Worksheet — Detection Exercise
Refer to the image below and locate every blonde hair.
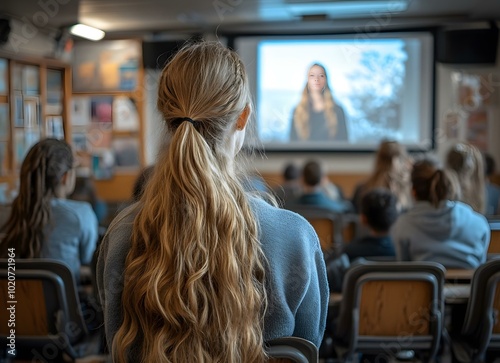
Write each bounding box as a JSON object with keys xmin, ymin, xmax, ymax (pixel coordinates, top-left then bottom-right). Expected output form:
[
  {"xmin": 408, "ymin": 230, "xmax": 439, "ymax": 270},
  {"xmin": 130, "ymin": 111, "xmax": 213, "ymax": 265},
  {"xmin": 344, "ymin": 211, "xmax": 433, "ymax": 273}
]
[
  {"xmin": 362, "ymin": 140, "xmax": 412, "ymax": 211},
  {"xmin": 112, "ymin": 41, "xmax": 268, "ymax": 362},
  {"xmin": 293, "ymin": 63, "xmax": 338, "ymax": 140},
  {"xmin": 445, "ymin": 142, "xmax": 485, "ymax": 213}
]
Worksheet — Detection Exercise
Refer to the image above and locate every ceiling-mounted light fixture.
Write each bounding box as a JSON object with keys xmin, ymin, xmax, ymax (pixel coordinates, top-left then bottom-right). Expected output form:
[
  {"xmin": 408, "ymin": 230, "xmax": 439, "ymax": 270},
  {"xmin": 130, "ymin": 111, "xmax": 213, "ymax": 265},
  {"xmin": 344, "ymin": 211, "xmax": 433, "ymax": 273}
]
[
  {"xmin": 69, "ymin": 24, "xmax": 105, "ymax": 41},
  {"xmin": 287, "ymin": 0, "xmax": 409, "ymax": 17}
]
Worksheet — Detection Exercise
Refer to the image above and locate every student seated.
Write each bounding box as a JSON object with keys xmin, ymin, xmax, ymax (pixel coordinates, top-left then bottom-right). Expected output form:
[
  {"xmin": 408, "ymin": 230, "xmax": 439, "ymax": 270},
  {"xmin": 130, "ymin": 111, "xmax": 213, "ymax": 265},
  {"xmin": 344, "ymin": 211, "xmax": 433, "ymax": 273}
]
[
  {"xmin": 288, "ymin": 160, "xmax": 351, "ymax": 213},
  {"xmin": 97, "ymin": 41, "xmax": 328, "ymax": 362},
  {"xmin": 272, "ymin": 162, "xmax": 302, "ymax": 207},
  {"xmin": 391, "ymin": 157, "xmax": 490, "ymax": 269},
  {"xmin": 343, "ymin": 188, "xmax": 397, "ymax": 262},
  {"xmin": 0, "ymin": 138, "xmax": 98, "ymax": 281}
]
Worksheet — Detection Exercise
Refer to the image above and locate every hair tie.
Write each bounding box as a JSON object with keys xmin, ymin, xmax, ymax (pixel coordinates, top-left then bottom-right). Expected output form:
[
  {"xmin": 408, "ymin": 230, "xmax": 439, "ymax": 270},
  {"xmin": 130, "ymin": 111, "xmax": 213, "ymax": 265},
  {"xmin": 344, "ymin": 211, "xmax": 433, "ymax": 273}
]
[{"xmin": 172, "ymin": 117, "xmax": 200, "ymax": 129}]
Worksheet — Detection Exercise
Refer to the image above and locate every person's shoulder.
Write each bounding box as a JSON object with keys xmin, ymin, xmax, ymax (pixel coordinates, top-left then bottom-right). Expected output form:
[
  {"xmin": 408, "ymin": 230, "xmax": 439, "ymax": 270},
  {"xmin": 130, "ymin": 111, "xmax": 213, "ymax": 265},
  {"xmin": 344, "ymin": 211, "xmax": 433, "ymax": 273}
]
[
  {"xmin": 248, "ymin": 196, "xmax": 318, "ymax": 238},
  {"xmin": 451, "ymin": 200, "xmax": 489, "ymax": 224},
  {"xmin": 52, "ymin": 198, "xmax": 96, "ymax": 220}
]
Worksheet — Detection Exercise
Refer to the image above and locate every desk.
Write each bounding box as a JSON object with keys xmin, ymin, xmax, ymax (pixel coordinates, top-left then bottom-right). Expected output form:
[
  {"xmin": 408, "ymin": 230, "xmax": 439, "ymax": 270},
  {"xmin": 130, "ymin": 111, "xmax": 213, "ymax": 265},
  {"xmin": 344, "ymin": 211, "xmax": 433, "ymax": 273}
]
[
  {"xmin": 443, "ymin": 284, "xmax": 470, "ymax": 304},
  {"xmin": 330, "ymin": 284, "xmax": 471, "ymax": 307},
  {"xmin": 445, "ymin": 269, "xmax": 475, "ymax": 282}
]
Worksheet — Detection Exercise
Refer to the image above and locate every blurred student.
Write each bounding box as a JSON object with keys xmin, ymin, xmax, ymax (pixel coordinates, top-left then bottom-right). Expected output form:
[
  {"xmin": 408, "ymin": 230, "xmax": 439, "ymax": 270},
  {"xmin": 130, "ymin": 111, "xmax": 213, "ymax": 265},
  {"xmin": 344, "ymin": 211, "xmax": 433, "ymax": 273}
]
[
  {"xmin": 69, "ymin": 172, "xmax": 108, "ymax": 225},
  {"xmin": 484, "ymin": 153, "xmax": 500, "ymax": 215},
  {"xmin": 273, "ymin": 162, "xmax": 302, "ymax": 207},
  {"xmin": 343, "ymin": 188, "xmax": 397, "ymax": 262},
  {"xmin": 288, "ymin": 160, "xmax": 351, "ymax": 213},
  {"xmin": 445, "ymin": 141, "xmax": 486, "ymax": 214},
  {"xmin": 0, "ymin": 139, "xmax": 98, "ymax": 280},
  {"xmin": 97, "ymin": 41, "xmax": 328, "ymax": 362},
  {"xmin": 391, "ymin": 157, "xmax": 490, "ymax": 269},
  {"xmin": 290, "ymin": 63, "xmax": 348, "ymax": 142},
  {"xmin": 352, "ymin": 140, "xmax": 412, "ymax": 213}
]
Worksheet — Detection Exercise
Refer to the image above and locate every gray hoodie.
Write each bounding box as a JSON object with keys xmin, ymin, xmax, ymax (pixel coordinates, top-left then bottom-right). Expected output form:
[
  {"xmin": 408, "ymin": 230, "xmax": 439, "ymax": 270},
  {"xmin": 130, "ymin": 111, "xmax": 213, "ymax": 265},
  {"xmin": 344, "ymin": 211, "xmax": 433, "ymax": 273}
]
[{"xmin": 391, "ymin": 200, "xmax": 490, "ymax": 269}]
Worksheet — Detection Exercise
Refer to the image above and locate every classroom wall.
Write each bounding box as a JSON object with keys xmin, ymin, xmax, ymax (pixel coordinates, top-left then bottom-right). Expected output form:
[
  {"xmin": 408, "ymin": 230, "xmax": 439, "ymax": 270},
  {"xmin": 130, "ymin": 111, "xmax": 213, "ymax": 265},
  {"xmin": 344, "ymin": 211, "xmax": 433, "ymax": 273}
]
[{"xmin": 142, "ymin": 35, "xmax": 500, "ymax": 197}]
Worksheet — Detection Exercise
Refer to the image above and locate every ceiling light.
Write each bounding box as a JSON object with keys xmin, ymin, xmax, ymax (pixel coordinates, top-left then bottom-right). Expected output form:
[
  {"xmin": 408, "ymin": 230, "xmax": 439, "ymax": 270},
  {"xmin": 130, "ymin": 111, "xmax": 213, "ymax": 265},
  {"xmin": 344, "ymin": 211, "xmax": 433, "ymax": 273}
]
[
  {"xmin": 69, "ymin": 24, "xmax": 105, "ymax": 41},
  {"xmin": 287, "ymin": 1, "xmax": 409, "ymax": 17}
]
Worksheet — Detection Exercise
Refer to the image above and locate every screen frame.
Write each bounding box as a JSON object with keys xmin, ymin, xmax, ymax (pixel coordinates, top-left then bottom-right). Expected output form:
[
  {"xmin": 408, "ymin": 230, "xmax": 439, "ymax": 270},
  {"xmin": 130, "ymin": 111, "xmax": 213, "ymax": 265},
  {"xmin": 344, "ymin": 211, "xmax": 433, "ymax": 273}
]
[{"xmin": 228, "ymin": 28, "xmax": 438, "ymax": 154}]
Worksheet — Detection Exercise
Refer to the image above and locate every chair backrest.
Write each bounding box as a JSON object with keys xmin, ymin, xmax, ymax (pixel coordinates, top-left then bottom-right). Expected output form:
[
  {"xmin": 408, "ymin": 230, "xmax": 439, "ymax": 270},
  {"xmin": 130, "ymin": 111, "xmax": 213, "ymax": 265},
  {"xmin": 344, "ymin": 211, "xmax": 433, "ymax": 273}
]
[
  {"xmin": 488, "ymin": 220, "xmax": 500, "ymax": 255},
  {"xmin": 461, "ymin": 258, "xmax": 500, "ymax": 359},
  {"xmin": 0, "ymin": 258, "xmax": 89, "ymax": 360},
  {"xmin": 266, "ymin": 337, "xmax": 318, "ymax": 363},
  {"xmin": 289, "ymin": 206, "xmax": 343, "ymax": 254},
  {"xmin": 335, "ymin": 260, "xmax": 445, "ymax": 361}
]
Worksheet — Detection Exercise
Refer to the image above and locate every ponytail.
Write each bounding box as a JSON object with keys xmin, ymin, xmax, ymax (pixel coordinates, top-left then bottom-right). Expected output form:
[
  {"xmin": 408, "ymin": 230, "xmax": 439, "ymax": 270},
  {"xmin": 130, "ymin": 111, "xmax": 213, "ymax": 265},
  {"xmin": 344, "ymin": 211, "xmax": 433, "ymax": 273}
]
[
  {"xmin": 412, "ymin": 158, "xmax": 455, "ymax": 208},
  {"xmin": 114, "ymin": 42, "xmax": 267, "ymax": 363}
]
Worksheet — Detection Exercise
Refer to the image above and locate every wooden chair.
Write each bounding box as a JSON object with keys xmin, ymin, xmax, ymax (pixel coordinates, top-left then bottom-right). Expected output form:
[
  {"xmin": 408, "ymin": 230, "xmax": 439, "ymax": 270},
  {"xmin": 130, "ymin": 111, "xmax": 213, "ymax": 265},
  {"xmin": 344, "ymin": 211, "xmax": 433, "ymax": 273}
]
[
  {"xmin": 267, "ymin": 336, "xmax": 318, "ymax": 363},
  {"xmin": 289, "ymin": 206, "xmax": 343, "ymax": 254},
  {"xmin": 333, "ymin": 260, "xmax": 445, "ymax": 363},
  {"xmin": 0, "ymin": 259, "xmax": 102, "ymax": 362},
  {"xmin": 450, "ymin": 258, "xmax": 500, "ymax": 362}
]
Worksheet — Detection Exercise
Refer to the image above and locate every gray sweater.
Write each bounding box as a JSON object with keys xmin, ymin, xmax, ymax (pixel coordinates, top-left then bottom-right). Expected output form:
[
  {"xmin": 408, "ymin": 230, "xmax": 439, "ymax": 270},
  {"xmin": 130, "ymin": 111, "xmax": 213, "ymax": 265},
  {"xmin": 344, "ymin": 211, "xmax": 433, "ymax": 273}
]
[
  {"xmin": 96, "ymin": 195, "xmax": 328, "ymax": 353},
  {"xmin": 391, "ymin": 200, "xmax": 490, "ymax": 269}
]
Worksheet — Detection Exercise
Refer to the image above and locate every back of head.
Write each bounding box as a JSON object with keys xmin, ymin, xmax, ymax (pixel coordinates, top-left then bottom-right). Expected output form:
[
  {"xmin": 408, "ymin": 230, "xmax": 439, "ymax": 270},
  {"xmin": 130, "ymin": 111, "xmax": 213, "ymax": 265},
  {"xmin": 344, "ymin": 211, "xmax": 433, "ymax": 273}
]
[
  {"xmin": 445, "ymin": 142, "xmax": 485, "ymax": 213},
  {"xmin": 115, "ymin": 41, "xmax": 266, "ymax": 363},
  {"xmin": 373, "ymin": 140, "xmax": 408, "ymax": 173},
  {"xmin": 1, "ymin": 138, "xmax": 73, "ymax": 258},
  {"xmin": 360, "ymin": 188, "xmax": 398, "ymax": 233},
  {"xmin": 364, "ymin": 140, "xmax": 412, "ymax": 210},
  {"xmin": 283, "ymin": 162, "xmax": 300, "ymax": 182},
  {"xmin": 411, "ymin": 157, "xmax": 457, "ymax": 208},
  {"xmin": 302, "ymin": 160, "xmax": 323, "ymax": 187}
]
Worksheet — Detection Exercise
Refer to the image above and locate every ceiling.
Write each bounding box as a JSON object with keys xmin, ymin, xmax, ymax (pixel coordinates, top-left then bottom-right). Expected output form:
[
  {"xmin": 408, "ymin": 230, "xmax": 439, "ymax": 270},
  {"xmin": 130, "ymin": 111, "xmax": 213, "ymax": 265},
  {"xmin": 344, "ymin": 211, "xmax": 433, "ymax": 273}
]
[{"xmin": 1, "ymin": 0, "xmax": 500, "ymax": 39}]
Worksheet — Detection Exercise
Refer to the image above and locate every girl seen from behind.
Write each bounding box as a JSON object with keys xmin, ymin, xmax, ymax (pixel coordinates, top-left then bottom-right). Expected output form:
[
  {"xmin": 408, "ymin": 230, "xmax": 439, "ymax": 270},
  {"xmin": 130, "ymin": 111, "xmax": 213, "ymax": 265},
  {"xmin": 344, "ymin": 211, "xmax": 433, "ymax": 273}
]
[
  {"xmin": 391, "ymin": 157, "xmax": 490, "ymax": 269},
  {"xmin": 352, "ymin": 140, "xmax": 413, "ymax": 213},
  {"xmin": 0, "ymin": 138, "xmax": 98, "ymax": 280},
  {"xmin": 445, "ymin": 141, "xmax": 486, "ymax": 214},
  {"xmin": 96, "ymin": 41, "xmax": 328, "ymax": 362}
]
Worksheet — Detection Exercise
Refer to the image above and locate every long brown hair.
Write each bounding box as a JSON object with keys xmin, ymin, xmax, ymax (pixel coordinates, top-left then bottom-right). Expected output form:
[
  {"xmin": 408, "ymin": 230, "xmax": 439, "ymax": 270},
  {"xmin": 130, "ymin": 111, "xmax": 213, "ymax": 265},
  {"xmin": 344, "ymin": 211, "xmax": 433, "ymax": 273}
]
[
  {"xmin": 0, "ymin": 138, "xmax": 73, "ymax": 257},
  {"xmin": 362, "ymin": 140, "xmax": 412, "ymax": 211},
  {"xmin": 411, "ymin": 157, "xmax": 458, "ymax": 207},
  {"xmin": 293, "ymin": 63, "xmax": 338, "ymax": 140},
  {"xmin": 445, "ymin": 142, "xmax": 485, "ymax": 213},
  {"xmin": 112, "ymin": 42, "xmax": 268, "ymax": 362}
]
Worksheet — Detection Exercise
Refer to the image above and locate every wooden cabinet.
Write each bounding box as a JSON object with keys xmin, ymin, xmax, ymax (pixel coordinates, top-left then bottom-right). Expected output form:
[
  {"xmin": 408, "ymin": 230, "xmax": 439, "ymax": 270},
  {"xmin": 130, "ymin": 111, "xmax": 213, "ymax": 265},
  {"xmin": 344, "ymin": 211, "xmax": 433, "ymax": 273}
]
[{"xmin": 0, "ymin": 53, "xmax": 71, "ymax": 203}]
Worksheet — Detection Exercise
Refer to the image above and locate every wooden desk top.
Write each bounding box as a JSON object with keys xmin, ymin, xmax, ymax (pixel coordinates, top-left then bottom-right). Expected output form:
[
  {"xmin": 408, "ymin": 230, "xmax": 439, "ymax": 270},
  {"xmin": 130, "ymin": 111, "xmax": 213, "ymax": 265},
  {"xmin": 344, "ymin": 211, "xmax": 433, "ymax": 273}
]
[{"xmin": 445, "ymin": 268, "xmax": 475, "ymax": 281}]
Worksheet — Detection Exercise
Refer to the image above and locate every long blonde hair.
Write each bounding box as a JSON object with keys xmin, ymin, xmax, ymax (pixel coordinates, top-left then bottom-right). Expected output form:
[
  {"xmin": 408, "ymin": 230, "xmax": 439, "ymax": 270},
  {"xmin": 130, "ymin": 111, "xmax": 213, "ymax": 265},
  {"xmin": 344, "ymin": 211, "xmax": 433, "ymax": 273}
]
[
  {"xmin": 362, "ymin": 140, "xmax": 412, "ymax": 211},
  {"xmin": 293, "ymin": 63, "xmax": 338, "ymax": 140},
  {"xmin": 112, "ymin": 42, "xmax": 268, "ymax": 362},
  {"xmin": 445, "ymin": 142, "xmax": 485, "ymax": 213}
]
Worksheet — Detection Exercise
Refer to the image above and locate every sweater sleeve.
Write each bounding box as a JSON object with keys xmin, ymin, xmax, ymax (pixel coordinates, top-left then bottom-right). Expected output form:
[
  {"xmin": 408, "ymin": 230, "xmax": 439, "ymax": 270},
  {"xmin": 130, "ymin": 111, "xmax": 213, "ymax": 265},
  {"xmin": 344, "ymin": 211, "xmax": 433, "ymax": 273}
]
[{"xmin": 291, "ymin": 240, "xmax": 329, "ymax": 347}]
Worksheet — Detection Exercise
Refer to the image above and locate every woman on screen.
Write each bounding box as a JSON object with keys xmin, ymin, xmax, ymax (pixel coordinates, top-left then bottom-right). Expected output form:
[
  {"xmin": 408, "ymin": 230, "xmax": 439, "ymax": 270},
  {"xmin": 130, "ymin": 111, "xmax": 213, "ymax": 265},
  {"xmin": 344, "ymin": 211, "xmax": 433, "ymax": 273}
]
[{"xmin": 290, "ymin": 63, "xmax": 348, "ymax": 142}]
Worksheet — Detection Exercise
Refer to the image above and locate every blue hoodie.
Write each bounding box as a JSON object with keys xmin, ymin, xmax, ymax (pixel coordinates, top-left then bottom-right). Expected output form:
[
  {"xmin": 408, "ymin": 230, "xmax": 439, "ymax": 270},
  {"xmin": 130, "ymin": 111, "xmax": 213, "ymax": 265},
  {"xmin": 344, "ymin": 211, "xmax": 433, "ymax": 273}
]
[{"xmin": 390, "ymin": 200, "xmax": 490, "ymax": 269}]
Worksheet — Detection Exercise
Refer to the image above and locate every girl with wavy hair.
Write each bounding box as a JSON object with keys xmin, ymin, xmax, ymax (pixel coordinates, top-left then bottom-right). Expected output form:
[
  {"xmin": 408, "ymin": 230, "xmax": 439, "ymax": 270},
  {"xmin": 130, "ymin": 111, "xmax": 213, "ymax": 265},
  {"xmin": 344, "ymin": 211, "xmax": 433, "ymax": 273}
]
[
  {"xmin": 0, "ymin": 138, "xmax": 98, "ymax": 280},
  {"xmin": 97, "ymin": 41, "xmax": 328, "ymax": 362},
  {"xmin": 391, "ymin": 157, "xmax": 490, "ymax": 269},
  {"xmin": 352, "ymin": 140, "xmax": 413, "ymax": 212},
  {"xmin": 290, "ymin": 63, "xmax": 348, "ymax": 142},
  {"xmin": 445, "ymin": 141, "xmax": 486, "ymax": 214}
]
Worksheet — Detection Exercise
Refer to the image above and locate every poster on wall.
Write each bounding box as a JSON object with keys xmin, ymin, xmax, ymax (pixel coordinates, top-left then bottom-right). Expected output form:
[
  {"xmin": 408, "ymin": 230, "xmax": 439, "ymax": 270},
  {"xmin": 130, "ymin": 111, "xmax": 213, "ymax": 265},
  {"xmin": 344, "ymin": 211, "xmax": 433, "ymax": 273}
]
[
  {"xmin": 466, "ymin": 109, "xmax": 489, "ymax": 151},
  {"xmin": 71, "ymin": 97, "xmax": 91, "ymax": 126},
  {"xmin": 72, "ymin": 40, "xmax": 140, "ymax": 92},
  {"xmin": 113, "ymin": 96, "xmax": 139, "ymax": 131}
]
